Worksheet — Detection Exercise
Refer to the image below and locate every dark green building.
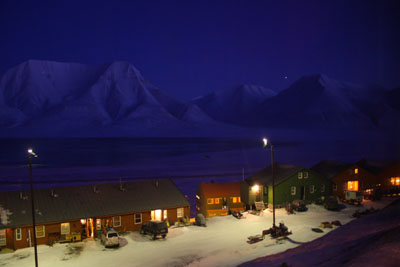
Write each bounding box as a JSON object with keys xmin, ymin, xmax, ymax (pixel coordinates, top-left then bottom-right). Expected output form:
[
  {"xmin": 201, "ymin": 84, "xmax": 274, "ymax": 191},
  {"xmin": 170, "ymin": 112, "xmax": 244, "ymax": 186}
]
[{"xmin": 241, "ymin": 163, "xmax": 330, "ymax": 207}]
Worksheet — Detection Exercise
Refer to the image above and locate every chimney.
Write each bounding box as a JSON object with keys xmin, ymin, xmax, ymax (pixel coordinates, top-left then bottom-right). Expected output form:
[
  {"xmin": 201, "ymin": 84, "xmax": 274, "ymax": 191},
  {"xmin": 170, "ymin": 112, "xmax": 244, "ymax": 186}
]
[
  {"xmin": 50, "ymin": 189, "xmax": 59, "ymax": 198},
  {"xmin": 93, "ymin": 185, "xmax": 99, "ymax": 193},
  {"xmin": 119, "ymin": 178, "xmax": 125, "ymax": 192}
]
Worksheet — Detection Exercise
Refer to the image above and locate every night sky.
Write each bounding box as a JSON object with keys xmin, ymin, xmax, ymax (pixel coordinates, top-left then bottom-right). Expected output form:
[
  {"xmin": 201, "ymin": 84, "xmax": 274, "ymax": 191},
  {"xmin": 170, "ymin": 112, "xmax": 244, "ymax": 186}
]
[{"xmin": 0, "ymin": 0, "xmax": 399, "ymax": 100}]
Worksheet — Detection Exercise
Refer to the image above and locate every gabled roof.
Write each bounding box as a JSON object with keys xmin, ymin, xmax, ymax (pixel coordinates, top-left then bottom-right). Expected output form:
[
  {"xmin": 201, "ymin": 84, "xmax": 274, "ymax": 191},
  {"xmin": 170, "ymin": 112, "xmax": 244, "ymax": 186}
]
[
  {"xmin": 356, "ymin": 158, "xmax": 393, "ymax": 175},
  {"xmin": 246, "ymin": 163, "xmax": 304, "ymax": 186},
  {"xmin": 199, "ymin": 181, "xmax": 241, "ymax": 198},
  {"xmin": 311, "ymin": 160, "xmax": 352, "ymax": 180},
  {"xmin": 0, "ymin": 179, "xmax": 189, "ymax": 229}
]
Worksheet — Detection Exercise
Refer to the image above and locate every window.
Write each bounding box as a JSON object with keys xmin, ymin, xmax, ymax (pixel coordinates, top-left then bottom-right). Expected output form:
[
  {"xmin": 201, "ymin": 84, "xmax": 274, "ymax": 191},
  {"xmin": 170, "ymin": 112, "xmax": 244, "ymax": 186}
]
[
  {"xmin": 347, "ymin": 181, "xmax": 359, "ymax": 191},
  {"xmin": 238, "ymin": 197, "xmax": 241, "ymax": 203},
  {"xmin": 333, "ymin": 183, "xmax": 337, "ymax": 191},
  {"xmin": 355, "ymin": 168, "xmax": 359, "ymax": 174},
  {"xmin": 0, "ymin": 229, "xmax": 5, "ymax": 246},
  {"xmin": 163, "ymin": 210, "xmax": 168, "ymax": 220},
  {"xmin": 214, "ymin": 198, "xmax": 220, "ymax": 204},
  {"xmin": 16, "ymin": 228, "xmax": 22, "ymax": 241},
  {"xmin": 391, "ymin": 177, "xmax": 400, "ymax": 186},
  {"xmin": 304, "ymin": 172, "xmax": 309, "ymax": 179},
  {"xmin": 151, "ymin": 209, "xmax": 162, "ymax": 221},
  {"xmin": 177, "ymin": 208, "xmax": 184, "ymax": 218},
  {"xmin": 61, "ymin": 222, "xmax": 70, "ymax": 235},
  {"xmin": 231, "ymin": 197, "xmax": 238, "ymax": 203},
  {"xmin": 207, "ymin": 198, "xmax": 214, "ymax": 205},
  {"xmin": 35, "ymin": 225, "xmax": 45, "ymax": 238},
  {"xmin": 321, "ymin": 184, "xmax": 325, "ymax": 193},
  {"xmin": 291, "ymin": 186, "xmax": 296, "ymax": 196},
  {"xmin": 298, "ymin": 172, "xmax": 303, "ymax": 179},
  {"xmin": 134, "ymin": 213, "xmax": 142, "ymax": 224},
  {"xmin": 96, "ymin": 219, "xmax": 101, "ymax": 230},
  {"xmin": 113, "ymin": 216, "xmax": 121, "ymax": 227},
  {"xmin": 310, "ymin": 185, "xmax": 315, "ymax": 194}
]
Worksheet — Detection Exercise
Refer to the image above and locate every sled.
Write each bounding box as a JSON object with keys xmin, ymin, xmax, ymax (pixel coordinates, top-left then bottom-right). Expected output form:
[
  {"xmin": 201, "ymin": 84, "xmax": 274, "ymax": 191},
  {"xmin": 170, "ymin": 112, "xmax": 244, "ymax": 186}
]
[{"xmin": 247, "ymin": 229, "xmax": 270, "ymax": 244}]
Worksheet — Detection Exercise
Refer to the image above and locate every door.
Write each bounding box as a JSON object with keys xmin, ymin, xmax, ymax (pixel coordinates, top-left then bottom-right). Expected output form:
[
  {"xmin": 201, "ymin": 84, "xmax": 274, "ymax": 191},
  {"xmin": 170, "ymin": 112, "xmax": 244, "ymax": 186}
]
[{"xmin": 301, "ymin": 186, "xmax": 306, "ymax": 200}]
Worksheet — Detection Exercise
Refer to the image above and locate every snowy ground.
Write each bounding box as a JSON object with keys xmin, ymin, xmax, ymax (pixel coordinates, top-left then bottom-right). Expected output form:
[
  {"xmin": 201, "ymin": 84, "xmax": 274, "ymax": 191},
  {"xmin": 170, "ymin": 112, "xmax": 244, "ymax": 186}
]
[{"xmin": 0, "ymin": 198, "xmax": 395, "ymax": 267}]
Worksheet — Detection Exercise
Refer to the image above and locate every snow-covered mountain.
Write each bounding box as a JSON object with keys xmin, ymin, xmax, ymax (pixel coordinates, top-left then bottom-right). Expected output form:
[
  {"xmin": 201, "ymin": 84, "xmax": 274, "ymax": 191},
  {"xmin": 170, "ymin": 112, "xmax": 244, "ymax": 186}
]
[
  {"xmin": 0, "ymin": 61, "xmax": 397, "ymax": 137},
  {"xmin": 250, "ymin": 74, "xmax": 398, "ymax": 129},
  {"xmin": 191, "ymin": 84, "xmax": 277, "ymax": 125},
  {"xmin": 0, "ymin": 60, "xmax": 229, "ymax": 137}
]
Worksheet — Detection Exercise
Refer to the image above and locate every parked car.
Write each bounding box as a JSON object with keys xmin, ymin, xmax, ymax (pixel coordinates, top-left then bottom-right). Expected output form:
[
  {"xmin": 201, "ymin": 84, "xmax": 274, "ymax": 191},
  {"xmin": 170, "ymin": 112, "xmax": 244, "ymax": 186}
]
[
  {"xmin": 324, "ymin": 196, "xmax": 339, "ymax": 210},
  {"xmin": 292, "ymin": 200, "xmax": 307, "ymax": 211},
  {"xmin": 140, "ymin": 220, "xmax": 168, "ymax": 240},
  {"xmin": 101, "ymin": 228, "xmax": 120, "ymax": 248}
]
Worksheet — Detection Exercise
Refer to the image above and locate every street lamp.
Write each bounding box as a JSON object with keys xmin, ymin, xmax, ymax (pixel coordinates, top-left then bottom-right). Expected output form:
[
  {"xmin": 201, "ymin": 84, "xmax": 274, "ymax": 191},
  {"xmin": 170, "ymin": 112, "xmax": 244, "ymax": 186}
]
[
  {"xmin": 28, "ymin": 149, "xmax": 38, "ymax": 267},
  {"xmin": 263, "ymin": 138, "xmax": 276, "ymax": 227}
]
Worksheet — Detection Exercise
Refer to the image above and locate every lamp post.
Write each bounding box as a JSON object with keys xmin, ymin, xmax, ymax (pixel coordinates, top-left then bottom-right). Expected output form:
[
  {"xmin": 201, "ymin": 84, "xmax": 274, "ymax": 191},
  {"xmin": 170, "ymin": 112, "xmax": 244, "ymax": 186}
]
[
  {"xmin": 263, "ymin": 138, "xmax": 276, "ymax": 228},
  {"xmin": 28, "ymin": 149, "xmax": 38, "ymax": 267}
]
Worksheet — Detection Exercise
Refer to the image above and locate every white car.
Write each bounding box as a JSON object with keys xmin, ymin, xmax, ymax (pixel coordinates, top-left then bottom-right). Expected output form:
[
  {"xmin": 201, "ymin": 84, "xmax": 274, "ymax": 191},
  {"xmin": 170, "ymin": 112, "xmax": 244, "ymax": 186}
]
[{"xmin": 101, "ymin": 228, "xmax": 120, "ymax": 248}]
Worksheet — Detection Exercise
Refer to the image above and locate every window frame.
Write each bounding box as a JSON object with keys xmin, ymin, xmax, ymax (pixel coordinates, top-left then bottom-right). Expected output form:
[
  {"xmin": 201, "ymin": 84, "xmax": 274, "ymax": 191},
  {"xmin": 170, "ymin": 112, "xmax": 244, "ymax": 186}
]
[
  {"xmin": 134, "ymin": 213, "xmax": 142, "ymax": 224},
  {"xmin": 35, "ymin": 225, "xmax": 45, "ymax": 238},
  {"xmin": 214, "ymin": 198, "xmax": 220, "ymax": 204},
  {"xmin": 177, "ymin": 207, "xmax": 184, "ymax": 218},
  {"xmin": 16, "ymin": 228, "xmax": 22, "ymax": 241},
  {"xmin": 0, "ymin": 229, "xmax": 6, "ymax": 246},
  {"xmin": 207, "ymin": 198, "xmax": 214, "ymax": 205},
  {"xmin": 291, "ymin": 186, "xmax": 296, "ymax": 196},
  {"xmin": 310, "ymin": 185, "xmax": 315, "ymax": 194},
  {"xmin": 113, "ymin": 216, "xmax": 121, "ymax": 227},
  {"xmin": 60, "ymin": 222, "xmax": 70, "ymax": 235},
  {"xmin": 304, "ymin": 172, "xmax": 309, "ymax": 179},
  {"xmin": 333, "ymin": 183, "xmax": 337, "ymax": 191},
  {"xmin": 298, "ymin": 172, "xmax": 303, "ymax": 179}
]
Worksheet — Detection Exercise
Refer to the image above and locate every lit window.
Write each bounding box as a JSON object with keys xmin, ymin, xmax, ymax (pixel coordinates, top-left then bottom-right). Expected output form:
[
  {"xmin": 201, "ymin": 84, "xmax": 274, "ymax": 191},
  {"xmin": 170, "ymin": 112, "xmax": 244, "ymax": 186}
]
[
  {"xmin": 304, "ymin": 172, "xmax": 309, "ymax": 179},
  {"xmin": 113, "ymin": 216, "xmax": 121, "ymax": 227},
  {"xmin": 207, "ymin": 198, "xmax": 214, "ymax": 205},
  {"xmin": 0, "ymin": 229, "xmax": 5, "ymax": 246},
  {"xmin": 35, "ymin": 225, "xmax": 45, "ymax": 238},
  {"xmin": 231, "ymin": 197, "xmax": 238, "ymax": 203},
  {"xmin": 214, "ymin": 198, "xmax": 220, "ymax": 204},
  {"xmin": 355, "ymin": 168, "xmax": 359, "ymax": 174},
  {"xmin": 16, "ymin": 228, "xmax": 22, "ymax": 241},
  {"xmin": 347, "ymin": 181, "xmax": 359, "ymax": 191},
  {"xmin": 96, "ymin": 219, "xmax": 101, "ymax": 230},
  {"xmin": 61, "ymin": 222, "xmax": 70, "ymax": 234},
  {"xmin": 291, "ymin": 186, "xmax": 296, "ymax": 196},
  {"xmin": 151, "ymin": 210, "xmax": 162, "ymax": 221},
  {"xmin": 163, "ymin": 210, "xmax": 168, "ymax": 220},
  {"xmin": 391, "ymin": 177, "xmax": 400, "ymax": 186},
  {"xmin": 298, "ymin": 172, "xmax": 303, "ymax": 179},
  {"xmin": 321, "ymin": 184, "xmax": 325, "ymax": 193},
  {"xmin": 134, "ymin": 213, "xmax": 142, "ymax": 224},
  {"xmin": 177, "ymin": 208, "xmax": 184, "ymax": 218},
  {"xmin": 238, "ymin": 197, "xmax": 241, "ymax": 203},
  {"xmin": 333, "ymin": 183, "xmax": 337, "ymax": 191},
  {"xmin": 310, "ymin": 185, "xmax": 315, "ymax": 193}
]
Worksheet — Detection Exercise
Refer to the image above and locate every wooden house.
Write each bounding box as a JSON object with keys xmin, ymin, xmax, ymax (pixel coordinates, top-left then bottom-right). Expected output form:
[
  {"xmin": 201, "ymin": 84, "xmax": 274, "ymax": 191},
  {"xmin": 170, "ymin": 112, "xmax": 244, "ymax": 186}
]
[
  {"xmin": 328, "ymin": 159, "xmax": 388, "ymax": 199},
  {"xmin": 196, "ymin": 181, "xmax": 244, "ymax": 218},
  {"xmin": 241, "ymin": 163, "xmax": 329, "ymax": 207},
  {"xmin": 378, "ymin": 161, "xmax": 400, "ymax": 195},
  {"xmin": 0, "ymin": 179, "xmax": 190, "ymax": 250}
]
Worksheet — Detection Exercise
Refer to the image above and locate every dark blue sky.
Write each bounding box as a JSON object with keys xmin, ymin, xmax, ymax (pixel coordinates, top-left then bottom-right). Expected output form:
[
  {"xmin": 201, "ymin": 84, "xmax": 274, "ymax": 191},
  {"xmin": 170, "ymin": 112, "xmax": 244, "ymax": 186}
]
[{"xmin": 0, "ymin": 0, "xmax": 399, "ymax": 100}]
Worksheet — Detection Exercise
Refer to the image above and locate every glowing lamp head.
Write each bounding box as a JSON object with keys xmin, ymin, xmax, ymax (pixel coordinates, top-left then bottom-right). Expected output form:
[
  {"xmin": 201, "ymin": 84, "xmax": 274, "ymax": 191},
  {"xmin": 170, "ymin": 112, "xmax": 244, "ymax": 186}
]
[
  {"xmin": 262, "ymin": 138, "xmax": 268, "ymax": 147},
  {"xmin": 252, "ymin": 185, "xmax": 260, "ymax": 192},
  {"xmin": 27, "ymin": 149, "xmax": 38, "ymax": 157},
  {"xmin": 27, "ymin": 149, "xmax": 33, "ymax": 154}
]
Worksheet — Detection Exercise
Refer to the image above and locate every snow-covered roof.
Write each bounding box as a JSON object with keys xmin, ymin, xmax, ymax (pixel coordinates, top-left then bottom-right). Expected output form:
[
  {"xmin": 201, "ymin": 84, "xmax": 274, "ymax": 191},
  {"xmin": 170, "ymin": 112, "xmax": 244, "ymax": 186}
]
[
  {"xmin": 311, "ymin": 160, "xmax": 352, "ymax": 179},
  {"xmin": 246, "ymin": 163, "xmax": 305, "ymax": 186},
  {"xmin": 0, "ymin": 179, "xmax": 189, "ymax": 229}
]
